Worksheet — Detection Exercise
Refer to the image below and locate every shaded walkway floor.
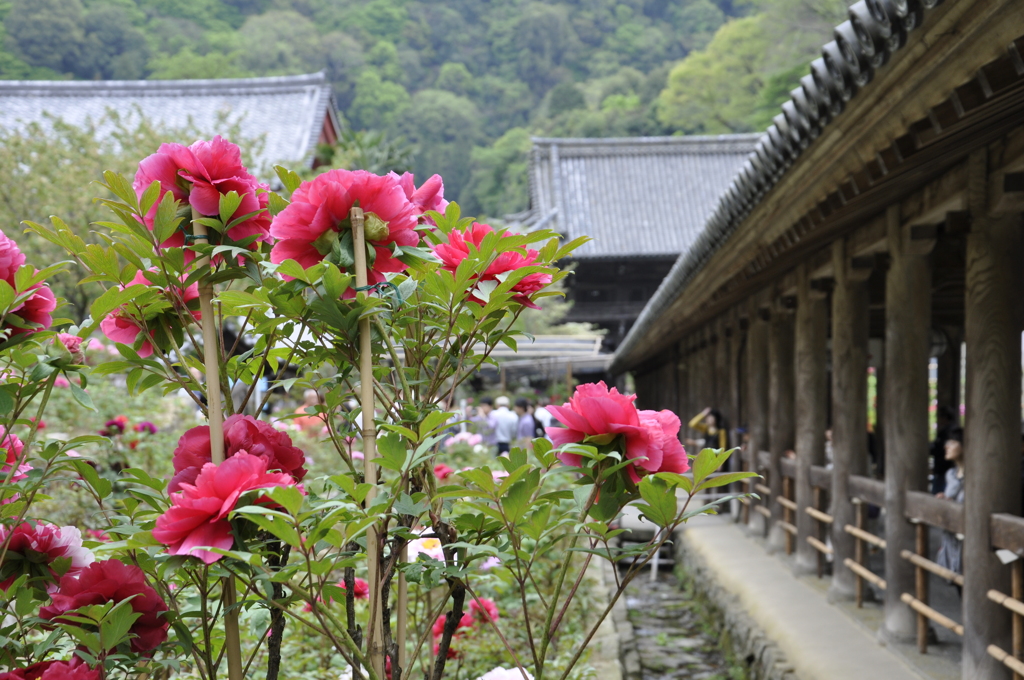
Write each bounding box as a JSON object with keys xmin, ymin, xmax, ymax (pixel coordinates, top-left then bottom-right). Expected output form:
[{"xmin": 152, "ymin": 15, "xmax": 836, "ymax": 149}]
[{"xmin": 679, "ymin": 515, "xmax": 933, "ymax": 680}]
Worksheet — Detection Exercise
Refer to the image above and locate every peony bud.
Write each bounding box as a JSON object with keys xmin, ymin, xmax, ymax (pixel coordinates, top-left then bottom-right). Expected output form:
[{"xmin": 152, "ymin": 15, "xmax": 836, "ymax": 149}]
[
  {"xmin": 363, "ymin": 213, "xmax": 390, "ymax": 242},
  {"xmin": 49, "ymin": 333, "xmax": 85, "ymax": 366}
]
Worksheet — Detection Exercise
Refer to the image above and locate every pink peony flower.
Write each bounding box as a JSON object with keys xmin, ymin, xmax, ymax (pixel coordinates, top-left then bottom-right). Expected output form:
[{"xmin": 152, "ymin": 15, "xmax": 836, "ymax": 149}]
[
  {"xmin": 86, "ymin": 338, "xmax": 106, "ymax": 352},
  {"xmin": 546, "ymin": 382, "xmax": 689, "ymax": 483},
  {"xmin": 100, "ymin": 269, "xmax": 200, "ymax": 358},
  {"xmin": 391, "ymin": 172, "xmax": 448, "ymax": 218},
  {"xmin": 469, "ymin": 597, "xmax": 499, "ymax": 624},
  {"xmin": 0, "ymin": 231, "xmax": 26, "ymax": 282},
  {"xmin": 0, "ymin": 427, "xmax": 28, "ymax": 481},
  {"xmin": 134, "ymin": 136, "xmax": 270, "ymax": 255},
  {"xmin": 54, "ymin": 334, "xmax": 84, "ymax": 364},
  {"xmin": 0, "ymin": 657, "xmax": 101, "ymax": 680},
  {"xmin": 479, "ymin": 556, "xmax": 502, "ymax": 571},
  {"xmin": 168, "ymin": 415, "xmax": 307, "ymax": 493},
  {"xmin": 269, "ymin": 169, "xmax": 419, "ymax": 289},
  {"xmin": 433, "ymin": 463, "xmax": 454, "ymax": 480},
  {"xmin": 39, "ymin": 559, "xmax": 168, "ymax": 653},
  {"xmin": 432, "ymin": 223, "xmax": 552, "ymax": 309},
  {"xmin": 0, "ymin": 522, "xmax": 94, "ymax": 591},
  {"xmin": 134, "ymin": 421, "xmax": 158, "ymax": 435},
  {"xmin": 153, "ymin": 452, "xmax": 298, "ymax": 564},
  {"xmin": 84, "ymin": 529, "xmax": 109, "ymax": 542},
  {"xmin": 0, "ymin": 232, "xmax": 55, "ymax": 336},
  {"xmin": 53, "ymin": 376, "xmax": 70, "ymax": 389},
  {"xmin": 6, "ymin": 285, "xmax": 56, "ymax": 336}
]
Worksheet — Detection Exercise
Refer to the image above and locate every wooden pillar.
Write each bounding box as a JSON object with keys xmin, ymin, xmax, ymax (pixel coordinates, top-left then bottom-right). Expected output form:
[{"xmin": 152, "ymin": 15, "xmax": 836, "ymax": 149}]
[
  {"xmin": 714, "ymin": 318, "xmax": 730, "ymax": 446},
  {"xmin": 794, "ymin": 264, "xmax": 829, "ymax": 573},
  {"xmin": 961, "ymin": 149, "xmax": 1023, "ymax": 680},
  {"xmin": 767, "ymin": 296, "xmax": 796, "ymax": 551},
  {"xmin": 830, "ymin": 237, "xmax": 871, "ymax": 599},
  {"xmin": 882, "ymin": 202, "xmax": 932, "ymax": 641},
  {"xmin": 747, "ymin": 297, "xmax": 771, "ymax": 532},
  {"xmin": 676, "ymin": 341, "xmax": 689, "ymax": 431}
]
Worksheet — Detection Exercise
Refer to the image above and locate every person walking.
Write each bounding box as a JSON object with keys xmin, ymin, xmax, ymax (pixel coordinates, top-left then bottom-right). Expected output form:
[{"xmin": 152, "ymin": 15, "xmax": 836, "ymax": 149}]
[
  {"xmin": 471, "ymin": 396, "xmax": 498, "ymax": 450},
  {"xmin": 492, "ymin": 396, "xmax": 519, "ymax": 454},
  {"xmin": 514, "ymin": 398, "xmax": 535, "ymax": 442}
]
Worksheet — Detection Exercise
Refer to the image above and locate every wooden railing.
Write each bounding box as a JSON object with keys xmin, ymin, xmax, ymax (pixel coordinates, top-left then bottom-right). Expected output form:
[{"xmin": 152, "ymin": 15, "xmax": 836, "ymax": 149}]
[
  {"xmin": 805, "ymin": 464, "xmax": 833, "ymax": 578},
  {"xmin": 900, "ymin": 491, "xmax": 965, "ymax": 652},
  {"xmin": 841, "ymin": 475, "xmax": 887, "ymax": 606},
  {"xmin": 988, "ymin": 514, "xmax": 1024, "ymax": 680},
  {"xmin": 777, "ymin": 458, "xmax": 797, "ymax": 553}
]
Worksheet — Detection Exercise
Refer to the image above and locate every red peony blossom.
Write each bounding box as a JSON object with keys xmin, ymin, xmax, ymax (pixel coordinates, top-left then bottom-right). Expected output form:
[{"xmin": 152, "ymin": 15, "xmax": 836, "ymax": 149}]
[
  {"xmin": 339, "ymin": 577, "xmax": 370, "ymax": 600},
  {"xmin": 432, "ymin": 222, "xmax": 552, "ymax": 309},
  {"xmin": 0, "ymin": 232, "xmax": 55, "ymax": 336},
  {"xmin": 0, "ymin": 657, "xmax": 101, "ymax": 680},
  {"xmin": 433, "ymin": 463, "xmax": 454, "ymax": 480},
  {"xmin": 133, "ymin": 136, "xmax": 270, "ymax": 255},
  {"xmin": 391, "ymin": 172, "xmax": 448, "ymax": 218},
  {"xmin": 8, "ymin": 285, "xmax": 56, "ymax": 336},
  {"xmin": 154, "ymin": 451, "xmax": 299, "ymax": 564},
  {"xmin": 546, "ymin": 381, "xmax": 689, "ymax": 483},
  {"xmin": 469, "ymin": 597, "xmax": 499, "ymax": 624},
  {"xmin": 39, "ymin": 559, "xmax": 168, "ymax": 653},
  {"xmin": 269, "ymin": 169, "xmax": 419, "ymax": 288},
  {"xmin": 169, "ymin": 415, "xmax": 307, "ymax": 493},
  {"xmin": 0, "ymin": 522, "xmax": 94, "ymax": 591}
]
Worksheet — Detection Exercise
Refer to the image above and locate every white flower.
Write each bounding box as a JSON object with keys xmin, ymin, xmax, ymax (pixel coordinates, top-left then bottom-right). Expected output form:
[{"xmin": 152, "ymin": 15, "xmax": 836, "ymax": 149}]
[
  {"xmin": 476, "ymin": 667, "xmax": 534, "ymax": 680},
  {"xmin": 408, "ymin": 529, "xmax": 446, "ymax": 562},
  {"xmin": 338, "ymin": 667, "xmax": 353, "ymax": 680}
]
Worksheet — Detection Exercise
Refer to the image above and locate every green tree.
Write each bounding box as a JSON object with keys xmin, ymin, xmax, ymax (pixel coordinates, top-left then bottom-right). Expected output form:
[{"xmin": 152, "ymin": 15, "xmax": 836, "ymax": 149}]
[
  {"xmin": 78, "ymin": 3, "xmax": 151, "ymax": 80},
  {"xmin": 348, "ymin": 69, "xmax": 412, "ymax": 132},
  {"xmin": 236, "ymin": 10, "xmax": 324, "ymax": 75},
  {"xmin": 4, "ymin": 0, "xmax": 85, "ymax": 75},
  {"xmin": 547, "ymin": 82, "xmax": 586, "ymax": 117},
  {"xmin": 463, "ymin": 127, "xmax": 532, "ymax": 218},
  {"xmin": 435, "ymin": 62, "xmax": 475, "ymax": 96},
  {"xmin": 657, "ymin": 15, "xmax": 771, "ymax": 133},
  {"xmin": 399, "ymin": 89, "xmax": 483, "ymax": 201}
]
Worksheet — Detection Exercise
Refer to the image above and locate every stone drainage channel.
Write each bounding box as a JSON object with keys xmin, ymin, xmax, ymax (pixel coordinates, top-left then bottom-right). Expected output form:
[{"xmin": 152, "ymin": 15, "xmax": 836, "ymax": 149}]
[{"xmin": 617, "ymin": 565, "xmax": 747, "ymax": 680}]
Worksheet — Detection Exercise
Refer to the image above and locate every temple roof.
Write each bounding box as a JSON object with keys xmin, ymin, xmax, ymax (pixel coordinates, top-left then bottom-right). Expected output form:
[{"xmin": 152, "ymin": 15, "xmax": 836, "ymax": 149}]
[
  {"xmin": 523, "ymin": 135, "xmax": 760, "ymax": 259},
  {"xmin": 0, "ymin": 72, "xmax": 339, "ymax": 174}
]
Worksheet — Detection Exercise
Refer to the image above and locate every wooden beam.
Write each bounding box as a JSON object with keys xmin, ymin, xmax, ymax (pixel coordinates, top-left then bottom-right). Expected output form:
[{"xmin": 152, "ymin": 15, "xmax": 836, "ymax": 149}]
[{"xmin": 905, "ymin": 490, "xmax": 965, "ymax": 534}]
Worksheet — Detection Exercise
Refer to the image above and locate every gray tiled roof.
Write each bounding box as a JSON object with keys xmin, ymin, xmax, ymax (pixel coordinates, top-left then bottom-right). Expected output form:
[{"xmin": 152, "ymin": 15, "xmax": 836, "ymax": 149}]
[
  {"xmin": 528, "ymin": 135, "xmax": 759, "ymax": 259},
  {"xmin": 0, "ymin": 72, "xmax": 339, "ymax": 175}
]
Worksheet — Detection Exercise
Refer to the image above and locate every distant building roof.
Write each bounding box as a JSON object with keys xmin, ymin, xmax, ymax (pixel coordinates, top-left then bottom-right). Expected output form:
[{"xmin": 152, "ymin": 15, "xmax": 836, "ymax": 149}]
[
  {"xmin": 0, "ymin": 72, "xmax": 340, "ymax": 175},
  {"xmin": 523, "ymin": 135, "xmax": 760, "ymax": 259}
]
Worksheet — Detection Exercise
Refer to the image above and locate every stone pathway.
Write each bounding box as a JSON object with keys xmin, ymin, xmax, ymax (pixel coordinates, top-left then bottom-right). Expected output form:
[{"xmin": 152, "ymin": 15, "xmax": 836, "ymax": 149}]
[{"xmin": 623, "ymin": 572, "xmax": 746, "ymax": 680}]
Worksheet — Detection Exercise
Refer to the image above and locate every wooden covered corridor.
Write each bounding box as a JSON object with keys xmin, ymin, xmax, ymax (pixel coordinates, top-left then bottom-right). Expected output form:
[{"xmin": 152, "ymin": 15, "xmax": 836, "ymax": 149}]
[{"xmin": 610, "ymin": 0, "xmax": 1024, "ymax": 677}]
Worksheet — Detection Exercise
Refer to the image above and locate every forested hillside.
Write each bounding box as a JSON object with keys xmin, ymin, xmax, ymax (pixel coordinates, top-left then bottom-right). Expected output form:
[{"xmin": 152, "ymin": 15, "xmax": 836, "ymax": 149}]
[{"xmin": 0, "ymin": 0, "xmax": 847, "ymax": 217}]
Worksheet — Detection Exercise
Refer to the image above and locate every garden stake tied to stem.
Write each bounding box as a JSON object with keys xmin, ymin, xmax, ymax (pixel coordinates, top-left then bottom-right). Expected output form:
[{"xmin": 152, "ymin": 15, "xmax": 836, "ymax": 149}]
[
  {"xmin": 191, "ymin": 207, "xmax": 244, "ymax": 680},
  {"xmin": 351, "ymin": 206, "xmax": 390, "ymax": 680}
]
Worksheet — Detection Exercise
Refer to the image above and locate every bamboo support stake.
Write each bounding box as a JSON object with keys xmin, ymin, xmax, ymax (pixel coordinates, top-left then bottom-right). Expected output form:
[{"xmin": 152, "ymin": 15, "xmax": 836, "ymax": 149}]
[
  {"xmin": 398, "ymin": 544, "xmax": 408, "ymax": 675},
  {"xmin": 352, "ymin": 207, "xmax": 385, "ymax": 680},
  {"xmin": 915, "ymin": 522, "xmax": 929, "ymax": 654},
  {"xmin": 1014, "ymin": 560, "xmax": 1023, "ymax": 680},
  {"xmin": 854, "ymin": 500, "xmax": 865, "ymax": 607},
  {"xmin": 191, "ymin": 210, "xmax": 242, "ymax": 680}
]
